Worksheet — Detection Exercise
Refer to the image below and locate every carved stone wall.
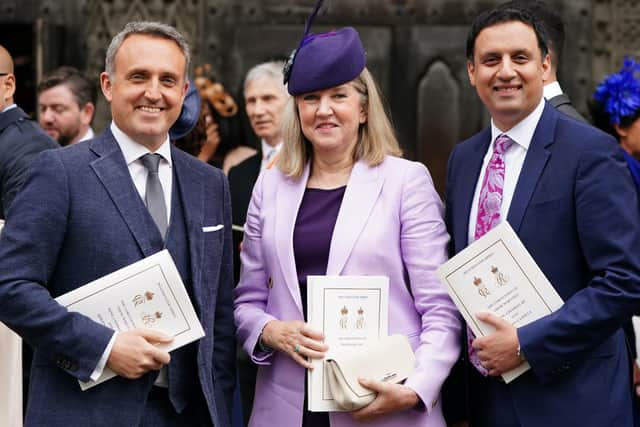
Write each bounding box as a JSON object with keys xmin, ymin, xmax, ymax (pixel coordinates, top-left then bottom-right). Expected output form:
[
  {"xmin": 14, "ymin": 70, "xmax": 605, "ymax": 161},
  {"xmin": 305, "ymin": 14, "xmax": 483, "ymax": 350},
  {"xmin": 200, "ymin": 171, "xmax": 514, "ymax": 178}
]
[
  {"xmin": 592, "ymin": 0, "xmax": 640, "ymax": 85},
  {"xmin": 1, "ymin": 0, "xmax": 638, "ymax": 194}
]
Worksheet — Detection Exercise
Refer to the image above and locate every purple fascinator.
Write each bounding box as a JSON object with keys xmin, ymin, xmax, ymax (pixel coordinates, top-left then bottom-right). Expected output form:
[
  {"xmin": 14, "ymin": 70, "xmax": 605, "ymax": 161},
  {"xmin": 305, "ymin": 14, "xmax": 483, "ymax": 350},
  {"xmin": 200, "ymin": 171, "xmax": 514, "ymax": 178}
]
[
  {"xmin": 169, "ymin": 79, "xmax": 201, "ymax": 140},
  {"xmin": 593, "ymin": 57, "xmax": 640, "ymax": 126},
  {"xmin": 284, "ymin": 0, "xmax": 366, "ymax": 95}
]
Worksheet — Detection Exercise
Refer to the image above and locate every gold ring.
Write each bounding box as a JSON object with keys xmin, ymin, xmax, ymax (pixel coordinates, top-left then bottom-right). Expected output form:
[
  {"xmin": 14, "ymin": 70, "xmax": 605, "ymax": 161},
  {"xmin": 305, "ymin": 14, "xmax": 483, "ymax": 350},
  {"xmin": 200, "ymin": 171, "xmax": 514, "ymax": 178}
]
[{"xmin": 294, "ymin": 344, "xmax": 300, "ymax": 353}]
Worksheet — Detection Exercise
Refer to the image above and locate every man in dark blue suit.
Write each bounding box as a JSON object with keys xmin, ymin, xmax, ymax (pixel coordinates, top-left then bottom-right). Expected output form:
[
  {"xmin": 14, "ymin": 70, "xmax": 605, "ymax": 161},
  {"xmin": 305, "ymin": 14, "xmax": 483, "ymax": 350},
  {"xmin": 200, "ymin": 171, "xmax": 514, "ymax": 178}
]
[
  {"xmin": 445, "ymin": 6, "xmax": 640, "ymax": 427},
  {"xmin": 0, "ymin": 43, "xmax": 58, "ymax": 424},
  {"xmin": 0, "ymin": 22, "xmax": 235, "ymax": 426},
  {"xmin": 0, "ymin": 44, "xmax": 58, "ymax": 218}
]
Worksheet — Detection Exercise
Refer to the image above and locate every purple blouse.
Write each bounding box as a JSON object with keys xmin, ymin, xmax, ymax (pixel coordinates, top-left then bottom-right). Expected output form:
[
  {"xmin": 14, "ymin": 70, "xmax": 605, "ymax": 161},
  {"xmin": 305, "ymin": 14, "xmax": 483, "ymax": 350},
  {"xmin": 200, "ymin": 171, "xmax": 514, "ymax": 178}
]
[
  {"xmin": 293, "ymin": 186, "xmax": 345, "ymax": 427},
  {"xmin": 293, "ymin": 186, "xmax": 346, "ymax": 319}
]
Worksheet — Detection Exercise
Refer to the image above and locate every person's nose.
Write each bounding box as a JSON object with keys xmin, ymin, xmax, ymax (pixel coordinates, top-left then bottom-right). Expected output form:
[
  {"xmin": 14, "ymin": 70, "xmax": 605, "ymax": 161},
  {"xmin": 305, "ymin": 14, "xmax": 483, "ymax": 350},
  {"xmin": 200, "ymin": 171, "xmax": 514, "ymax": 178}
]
[
  {"xmin": 40, "ymin": 108, "xmax": 55, "ymax": 124},
  {"xmin": 144, "ymin": 79, "xmax": 162, "ymax": 102},
  {"xmin": 317, "ymin": 96, "xmax": 333, "ymax": 117},
  {"xmin": 254, "ymin": 99, "xmax": 266, "ymax": 116},
  {"xmin": 497, "ymin": 58, "xmax": 516, "ymax": 80}
]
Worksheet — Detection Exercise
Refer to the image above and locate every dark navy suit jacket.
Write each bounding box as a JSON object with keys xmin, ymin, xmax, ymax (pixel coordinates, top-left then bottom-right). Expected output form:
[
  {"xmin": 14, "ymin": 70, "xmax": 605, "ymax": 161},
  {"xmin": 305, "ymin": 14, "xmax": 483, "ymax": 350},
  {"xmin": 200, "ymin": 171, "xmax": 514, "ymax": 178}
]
[
  {"xmin": 445, "ymin": 102, "xmax": 640, "ymax": 427},
  {"xmin": 0, "ymin": 129, "xmax": 235, "ymax": 426},
  {"xmin": 0, "ymin": 106, "xmax": 58, "ymax": 218}
]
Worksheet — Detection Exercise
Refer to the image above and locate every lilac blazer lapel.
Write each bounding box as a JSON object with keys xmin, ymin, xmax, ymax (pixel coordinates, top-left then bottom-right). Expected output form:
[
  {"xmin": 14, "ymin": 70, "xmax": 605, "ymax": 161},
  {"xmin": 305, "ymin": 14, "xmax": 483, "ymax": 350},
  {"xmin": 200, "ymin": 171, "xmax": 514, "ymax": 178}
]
[
  {"xmin": 275, "ymin": 164, "xmax": 310, "ymax": 312},
  {"xmin": 326, "ymin": 160, "xmax": 384, "ymax": 275}
]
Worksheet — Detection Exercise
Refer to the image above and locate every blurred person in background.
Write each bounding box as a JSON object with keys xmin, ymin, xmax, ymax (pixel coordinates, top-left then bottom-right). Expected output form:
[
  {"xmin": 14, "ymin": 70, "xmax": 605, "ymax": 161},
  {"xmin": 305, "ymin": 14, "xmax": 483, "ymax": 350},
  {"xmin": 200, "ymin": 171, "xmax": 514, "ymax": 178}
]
[
  {"xmin": 227, "ymin": 60, "xmax": 288, "ymax": 426},
  {"xmin": 37, "ymin": 66, "xmax": 97, "ymax": 145},
  {"xmin": 173, "ymin": 64, "xmax": 255, "ymax": 174},
  {"xmin": 590, "ymin": 56, "xmax": 640, "ymax": 426},
  {"xmin": 0, "ymin": 43, "xmax": 58, "ymax": 427}
]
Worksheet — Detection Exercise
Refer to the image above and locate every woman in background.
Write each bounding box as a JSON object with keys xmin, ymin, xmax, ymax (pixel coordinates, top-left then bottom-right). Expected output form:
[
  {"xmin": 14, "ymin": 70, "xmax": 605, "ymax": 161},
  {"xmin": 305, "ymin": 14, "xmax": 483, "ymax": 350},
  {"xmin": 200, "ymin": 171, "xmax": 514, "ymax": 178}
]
[
  {"xmin": 173, "ymin": 66, "xmax": 255, "ymax": 173},
  {"xmin": 590, "ymin": 56, "xmax": 640, "ymax": 426},
  {"xmin": 591, "ymin": 57, "xmax": 640, "ymax": 190}
]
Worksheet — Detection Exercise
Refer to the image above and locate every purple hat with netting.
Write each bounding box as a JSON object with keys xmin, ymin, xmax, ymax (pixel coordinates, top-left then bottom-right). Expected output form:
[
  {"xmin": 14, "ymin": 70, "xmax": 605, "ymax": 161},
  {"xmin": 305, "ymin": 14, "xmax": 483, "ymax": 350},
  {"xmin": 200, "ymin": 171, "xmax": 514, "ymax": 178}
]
[{"xmin": 283, "ymin": 1, "xmax": 365, "ymax": 95}]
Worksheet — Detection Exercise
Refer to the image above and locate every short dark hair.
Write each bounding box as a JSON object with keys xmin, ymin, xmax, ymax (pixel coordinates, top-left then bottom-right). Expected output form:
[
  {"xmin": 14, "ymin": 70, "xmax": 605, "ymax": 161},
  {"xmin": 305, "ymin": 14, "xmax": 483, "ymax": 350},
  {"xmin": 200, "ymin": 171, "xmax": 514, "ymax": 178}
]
[
  {"xmin": 466, "ymin": 6, "xmax": 549, "ymax": 62},
  {"xmin": 589, "ymin": 98, "xmax": 640, "ymax": 141},
  {"xmin": 105, "ymin": 21, "xmax": 190, "ymax": 78},
  {"xmin": 499, "ymin": 0, "xmax": 564, "ymax": 67},
  {"xmin": 37, "ymin": 66, "xmax": 97, "ymax": 108}
]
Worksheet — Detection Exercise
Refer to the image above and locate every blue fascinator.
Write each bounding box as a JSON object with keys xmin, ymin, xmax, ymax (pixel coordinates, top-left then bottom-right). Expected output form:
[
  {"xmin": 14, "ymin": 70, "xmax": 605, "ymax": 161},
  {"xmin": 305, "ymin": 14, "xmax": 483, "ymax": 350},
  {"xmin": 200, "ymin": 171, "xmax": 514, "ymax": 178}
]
[
  {"xmin": 169, "ymin": 79, "xmax": 201, "ymax": 140},
  {"xmin": 593, "ymin": 57, "xmax": 640, "ymax": 126}
]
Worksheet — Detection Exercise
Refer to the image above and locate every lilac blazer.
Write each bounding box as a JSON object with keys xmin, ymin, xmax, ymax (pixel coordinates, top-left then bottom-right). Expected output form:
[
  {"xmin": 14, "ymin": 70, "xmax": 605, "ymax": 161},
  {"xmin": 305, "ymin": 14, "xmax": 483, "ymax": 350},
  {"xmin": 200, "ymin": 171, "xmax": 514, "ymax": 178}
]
[{"xmin": 234, "ymin": 156, "xmax": 461, "ymax": 427}]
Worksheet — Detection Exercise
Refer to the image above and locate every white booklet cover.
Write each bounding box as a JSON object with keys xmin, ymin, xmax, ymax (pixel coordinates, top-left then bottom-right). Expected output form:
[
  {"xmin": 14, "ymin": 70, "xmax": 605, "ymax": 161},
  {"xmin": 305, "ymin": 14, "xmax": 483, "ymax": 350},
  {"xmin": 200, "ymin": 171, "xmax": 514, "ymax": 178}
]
[
  {"xmin": 437, "ymin": 222, "xmax": 564, "ymax": 383},
  {"xmin": 55, "ymin": 249, "xmax": 205, "ymax": 390},
  {"xmin": 306, "ymin": 275, "xmax": 389, "ymax": 412}
]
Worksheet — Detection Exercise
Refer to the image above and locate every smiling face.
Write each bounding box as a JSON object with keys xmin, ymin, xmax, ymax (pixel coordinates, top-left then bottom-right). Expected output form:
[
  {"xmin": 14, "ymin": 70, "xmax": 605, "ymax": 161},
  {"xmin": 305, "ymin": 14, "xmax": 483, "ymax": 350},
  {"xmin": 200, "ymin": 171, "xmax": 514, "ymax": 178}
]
[
  {"xmin": 244, "ymin": 76, "xmax": 288, "ymax": 147},
  {"xmin": 467, "ymin": 20, "xmax": 550, "ymax": 131},
  {"xmin": 296, "ymin": 83, "xmax": 367, "ymax": 158},
  {"xmin": 100, "ymin": 34, "xmax": 188, "ymax": 151}
]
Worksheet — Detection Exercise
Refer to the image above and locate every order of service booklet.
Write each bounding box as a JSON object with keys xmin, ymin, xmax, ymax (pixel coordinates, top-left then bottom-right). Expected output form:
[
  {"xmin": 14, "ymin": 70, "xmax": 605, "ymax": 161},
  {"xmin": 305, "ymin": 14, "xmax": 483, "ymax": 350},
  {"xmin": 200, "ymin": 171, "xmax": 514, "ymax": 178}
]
[
  {"xmin": 306, "ymin": 275, "xmax": 389, "ymax": 412},
  {"xmin": 437, "ymin": 222, "xmax": 564, "ymax": 383},
  {"xmin": 55, "ymin": 249, "xmax": 205, "ymax": 390}
]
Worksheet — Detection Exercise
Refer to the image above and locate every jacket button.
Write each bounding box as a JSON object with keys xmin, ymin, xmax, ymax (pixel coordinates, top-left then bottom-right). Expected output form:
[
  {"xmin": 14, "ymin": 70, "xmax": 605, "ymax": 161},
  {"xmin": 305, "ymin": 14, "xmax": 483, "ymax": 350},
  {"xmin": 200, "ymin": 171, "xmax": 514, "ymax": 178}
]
[{"xmin": 268, "ymin": 277, "xmax": 273, "ymax": 289}]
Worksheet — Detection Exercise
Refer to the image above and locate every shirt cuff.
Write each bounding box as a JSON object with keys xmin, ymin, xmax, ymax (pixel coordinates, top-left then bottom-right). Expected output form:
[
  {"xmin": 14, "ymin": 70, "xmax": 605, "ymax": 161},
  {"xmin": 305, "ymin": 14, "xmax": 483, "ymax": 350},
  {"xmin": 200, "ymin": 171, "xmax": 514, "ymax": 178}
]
[{"xmin": 90, "ymin": 331, "xmax": 117, "ymax": 381}]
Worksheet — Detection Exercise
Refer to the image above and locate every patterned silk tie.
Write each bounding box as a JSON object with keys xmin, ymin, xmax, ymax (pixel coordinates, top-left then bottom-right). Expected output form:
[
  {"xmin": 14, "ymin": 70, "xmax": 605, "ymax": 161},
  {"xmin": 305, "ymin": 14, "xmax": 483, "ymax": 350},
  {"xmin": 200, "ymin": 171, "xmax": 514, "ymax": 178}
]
[
  {"xmin": 468, "ymin": 133, "xmax": 514, "ymax": 376},
  {"xmin": 140, "ymin": 153, "xmax": 168, "ymax": 240}
]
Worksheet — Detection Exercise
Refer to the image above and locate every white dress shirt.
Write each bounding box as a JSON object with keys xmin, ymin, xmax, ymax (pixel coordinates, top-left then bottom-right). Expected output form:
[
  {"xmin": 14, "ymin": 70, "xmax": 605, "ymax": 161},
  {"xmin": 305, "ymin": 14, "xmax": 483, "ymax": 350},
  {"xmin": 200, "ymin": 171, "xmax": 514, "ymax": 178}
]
[
  {"xmin": 110, "ymin": 122, "xmax": 173, "ymax": 221},
  {"xmin": 543, "ymin": 81, "xmax": 563, "ymax": 100},
  {"xmin": 78, "ymin": 127, "xmax": 95, "ymax": 143},
  {"xmin": 1, "ymin": 104, "xmax": 17, "ymax": 113},
  {"xmin": 467, "ymin": 97, "xmax": 546, "ymax": 244},
  {"xmin": 90, "ymin": 122, "xmax": 173, "ymax": 385},
  {"xmin": 260, "ymin": 139, "xmax": 282, "ymax": 171}
]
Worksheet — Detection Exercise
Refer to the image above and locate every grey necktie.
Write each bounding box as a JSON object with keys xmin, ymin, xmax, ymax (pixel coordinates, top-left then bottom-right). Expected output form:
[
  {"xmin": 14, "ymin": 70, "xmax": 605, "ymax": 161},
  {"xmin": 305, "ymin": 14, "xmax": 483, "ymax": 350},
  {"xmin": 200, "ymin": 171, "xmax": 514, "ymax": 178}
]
[{"xmin": 140, "ymin": 153, "xmax": 168, "ymax": 239}]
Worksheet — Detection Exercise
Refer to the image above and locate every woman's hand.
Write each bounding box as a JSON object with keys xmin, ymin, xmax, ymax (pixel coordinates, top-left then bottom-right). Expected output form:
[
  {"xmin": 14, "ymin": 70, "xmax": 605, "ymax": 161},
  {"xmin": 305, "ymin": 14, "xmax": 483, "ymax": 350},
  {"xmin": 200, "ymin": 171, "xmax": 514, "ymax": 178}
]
[
  {"xmin": 351, "ymin": 379, "xmax": 419, "ymax": 423},
  {"xmin": 260, "ymin": 320, "xmax": 328, "ymax": 369}
]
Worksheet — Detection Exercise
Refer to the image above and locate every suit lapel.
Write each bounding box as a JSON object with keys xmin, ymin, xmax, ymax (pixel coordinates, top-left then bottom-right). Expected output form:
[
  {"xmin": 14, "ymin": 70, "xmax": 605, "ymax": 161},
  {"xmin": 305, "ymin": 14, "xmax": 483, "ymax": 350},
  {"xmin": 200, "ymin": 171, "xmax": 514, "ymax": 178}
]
[
  {"xmin": 171, "ymin": 146, "xmax": 205, "ymax": 309},
  {"xmin": 507, "ymin": 103, "xmax": 555, "ymax": 232},
  {"xmin": 453, "ymin": 129, "xmax": 491, "ymax": 252},
  {"xmin": 275, "ymin": 165, "xmax": 310, "ymax": 313},
  {"xmin": 89, "ymin": 130, "xmax": 155, "ymax": 257},
  {"xmin": 326, "ymin": 160, "xmax": 384, "ymax": 275}
]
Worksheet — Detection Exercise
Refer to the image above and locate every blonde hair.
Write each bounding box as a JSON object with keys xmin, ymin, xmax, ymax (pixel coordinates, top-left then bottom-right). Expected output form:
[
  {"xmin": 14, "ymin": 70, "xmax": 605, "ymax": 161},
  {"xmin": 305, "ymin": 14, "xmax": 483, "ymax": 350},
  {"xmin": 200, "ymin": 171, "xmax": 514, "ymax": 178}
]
[{"xmin": 278, "ymin": 67, "xmax": 402, "ymax": 179}]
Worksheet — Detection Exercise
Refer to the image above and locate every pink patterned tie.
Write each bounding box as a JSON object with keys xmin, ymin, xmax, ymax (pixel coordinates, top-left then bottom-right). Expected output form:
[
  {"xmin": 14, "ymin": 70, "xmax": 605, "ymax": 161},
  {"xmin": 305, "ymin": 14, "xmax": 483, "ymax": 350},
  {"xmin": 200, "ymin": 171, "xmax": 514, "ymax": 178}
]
[{"xmin": 468, "ymin": 133, "xmax": 514, "ymax": 376}]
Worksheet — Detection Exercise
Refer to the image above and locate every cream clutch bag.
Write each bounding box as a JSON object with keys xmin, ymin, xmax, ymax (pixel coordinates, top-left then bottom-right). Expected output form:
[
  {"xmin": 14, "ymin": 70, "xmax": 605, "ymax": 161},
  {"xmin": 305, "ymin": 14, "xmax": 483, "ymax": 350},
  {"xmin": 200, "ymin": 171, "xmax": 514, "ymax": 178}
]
[{"xmin": 325, "ymin": 334, "xmax": 416, "ymax": 411}]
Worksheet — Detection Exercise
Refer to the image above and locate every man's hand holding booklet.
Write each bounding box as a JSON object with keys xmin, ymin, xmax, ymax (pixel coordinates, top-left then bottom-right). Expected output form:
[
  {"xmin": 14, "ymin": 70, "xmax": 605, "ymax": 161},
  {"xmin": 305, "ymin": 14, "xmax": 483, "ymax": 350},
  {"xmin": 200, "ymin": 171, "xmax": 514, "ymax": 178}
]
[{"xmin": 55, "ymin": 250, "xmax": 204, "ymax": 390}]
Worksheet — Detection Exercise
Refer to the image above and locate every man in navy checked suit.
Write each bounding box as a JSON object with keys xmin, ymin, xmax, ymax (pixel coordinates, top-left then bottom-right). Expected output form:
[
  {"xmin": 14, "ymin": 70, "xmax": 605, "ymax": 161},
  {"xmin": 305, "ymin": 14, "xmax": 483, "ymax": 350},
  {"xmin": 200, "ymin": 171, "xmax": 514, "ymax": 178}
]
[{"xmin": 0, "ymin": 22, "xmax": 235, "ymax": 426}]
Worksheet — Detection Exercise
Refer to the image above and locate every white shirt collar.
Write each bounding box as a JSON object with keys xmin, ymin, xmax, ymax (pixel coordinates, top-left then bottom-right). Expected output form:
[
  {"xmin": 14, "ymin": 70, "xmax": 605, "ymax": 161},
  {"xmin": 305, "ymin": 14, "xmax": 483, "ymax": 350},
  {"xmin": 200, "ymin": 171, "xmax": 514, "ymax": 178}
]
[
  {"xmin": 110, "ymin": 122, "xmax": 172, "ymax": 167},
  {"xmin": 490, "ymin": 97, "xmax": 546, "ymax": 152},
  {"xmin": 261, "ymin": 139, "xmax": 282, "ymax": 158},
  {"xmin": 1, "ymin": 104, "xmax": 17, "ymax": 113},
  {"xmin": 543, "ymin": 81, "xmax": 563, "ymax": 100},
  {"xmin": 79, "ymin": 127, "xmax": 95, "ymax": 142}
]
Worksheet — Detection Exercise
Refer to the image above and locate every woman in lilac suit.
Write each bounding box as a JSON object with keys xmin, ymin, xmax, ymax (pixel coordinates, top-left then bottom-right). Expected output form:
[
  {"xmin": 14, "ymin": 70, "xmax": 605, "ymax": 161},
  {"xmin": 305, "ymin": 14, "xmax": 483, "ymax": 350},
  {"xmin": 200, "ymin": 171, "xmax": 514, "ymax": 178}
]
[{"xmin": 233, "ymin": 19, "xmax": 461, "ymax": 427}]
